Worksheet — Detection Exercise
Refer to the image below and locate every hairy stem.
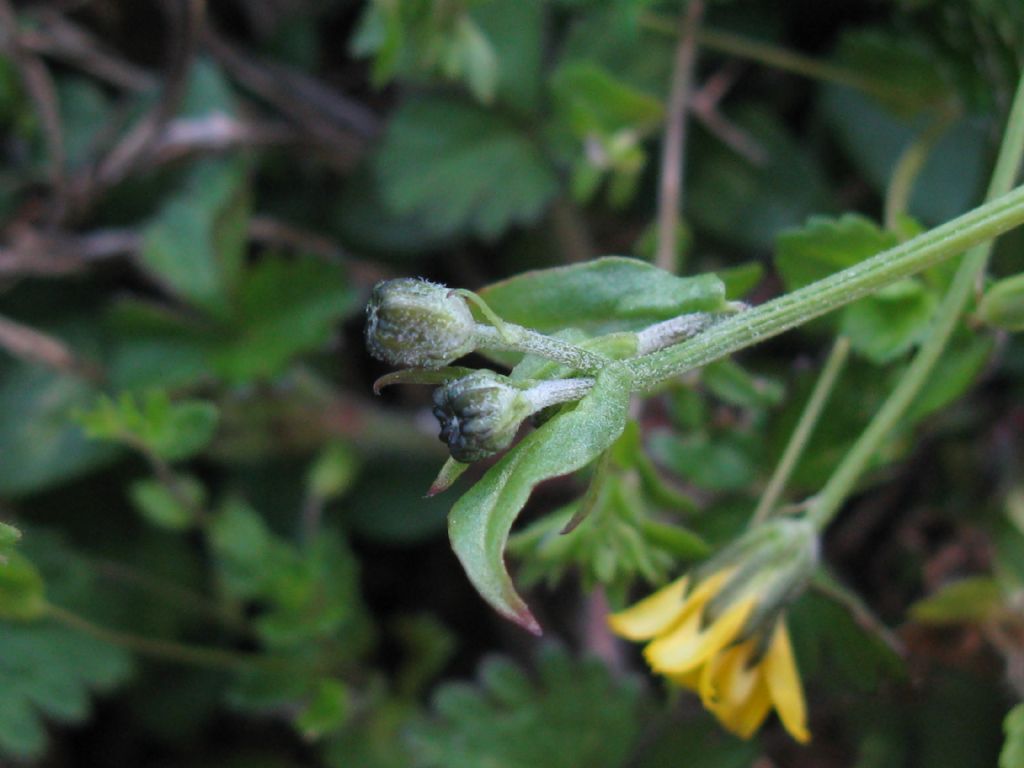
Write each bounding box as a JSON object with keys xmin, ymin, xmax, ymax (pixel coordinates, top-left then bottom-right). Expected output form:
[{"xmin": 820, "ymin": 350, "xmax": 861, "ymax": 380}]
[
  {"xmin": 809, "ymin": 73, "xmax": 1024, "ymax": 531},
  {"xmin": 627, "ymin": 182, "xmax": 1024, "ymax": 387}
]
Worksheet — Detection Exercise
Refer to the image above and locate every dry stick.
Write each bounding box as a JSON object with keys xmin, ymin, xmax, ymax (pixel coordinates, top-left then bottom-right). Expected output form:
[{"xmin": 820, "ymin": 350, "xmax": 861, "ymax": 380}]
[
  {"xmin": 0, "ymin": 314, "xmax": 103, "ymax": 381},
  {"xmin": 655, "ymin": 0, "xmax": 704, "ymax": 273},
  {"xmin": 0, "ymin": 228, "xmax": 140, "ymax": 276}
]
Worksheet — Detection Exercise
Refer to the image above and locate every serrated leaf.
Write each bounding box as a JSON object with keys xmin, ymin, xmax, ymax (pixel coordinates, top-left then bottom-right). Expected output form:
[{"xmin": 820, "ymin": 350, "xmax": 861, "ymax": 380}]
[
  {"xmin": 1001, "ymin": 704, "xmax": 1024, "ymax": 768},
  {"xmin": 0, "ymin": 622, "xmax": 133, "ymax": 759},
  {"xmin": 448, "ymin": 365, "xmax": 632, "ymax": 632},
  {"xmin": 478, "ymin": 256, "xmax": 725, "ymax": 337},
  {"xmin": 0, "ymin": 552, "xmax": 45, "ymax": 621},
  {"xmin": 139, "ymin": 157, "xmax": 250, "ymax": 315},
  {"xmin": 909, "ymin": 577, "xmax": 1003, "ymax": 624},
  {"xmin": 374, "ymin": 97, "xmax": 558, "ymax": 240},
  {"xmin": 408, "ymin": 645, "xmax": 643, "ymax": 768},
  {"xmin": 77, "ymin": 390, "xmax": 219, "ymax": 462}
]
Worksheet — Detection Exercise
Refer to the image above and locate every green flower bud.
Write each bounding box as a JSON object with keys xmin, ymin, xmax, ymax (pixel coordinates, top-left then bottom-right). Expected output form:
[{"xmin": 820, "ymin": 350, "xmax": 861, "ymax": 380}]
[
  {"xmin": 432, "ymin": 372, "xmax": 594, "ymax": 463},
  {"xmin": 365, "ymin": 278, "xmax": 478, "ymax": 368}
]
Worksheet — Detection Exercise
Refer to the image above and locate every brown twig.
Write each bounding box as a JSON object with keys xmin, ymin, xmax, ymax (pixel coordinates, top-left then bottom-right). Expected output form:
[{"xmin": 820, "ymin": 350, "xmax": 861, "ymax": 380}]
[
  {"xmin": 654, "ymin": 0, "xmax": 704, "ymax": 273},
  {"xmin": 0, "ymin": 314, "xmax": 104, "ymax": 381},
  {"xmin": 0, "ymin": 227, "xmax": 139, "ymax": 276},
  {"xmin": 690, "ymin": 64, "xmax": 768, "ymax": 166}
]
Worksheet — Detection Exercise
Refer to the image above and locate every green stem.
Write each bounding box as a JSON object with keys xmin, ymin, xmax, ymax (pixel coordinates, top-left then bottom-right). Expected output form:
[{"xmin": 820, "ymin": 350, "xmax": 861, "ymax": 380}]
[
  {"xmin": 47, "ymin": 603, "xmax": 251, "ymax": 670},
  {"xmin": 809, "ymin": 73, "xmax": 1024, "ymax": 531},
  {"xmin": 628, "ymin": 182, "xmax": 1024, "ymax": 387},
  {"xmin": 639, "ymin": 13, "xmax": 908, "ymax": 103},
  {"xmin": 751, "ymin": 337, "xmax": 850, "ymax": 525}
]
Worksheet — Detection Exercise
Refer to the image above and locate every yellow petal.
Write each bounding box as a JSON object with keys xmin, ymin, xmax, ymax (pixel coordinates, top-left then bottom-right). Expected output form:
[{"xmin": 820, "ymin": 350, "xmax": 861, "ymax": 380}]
[
  {"xmin": 607, "ymin": 576, "xmax": 689, "ymax": 641},
  {"xmin": 703, "ymin": 641, "xmax": 759, "ymax": 711},
  {"xmin": 724, "ymin": 678, "xmax": 773, "ymax": 739},
  {"xmin": 764, "ymin": 622, "xmax": 811, "ymax": 743},
  {"xmin": 644, "ymin": 594, "xmax": 755, "ymax": 675}
]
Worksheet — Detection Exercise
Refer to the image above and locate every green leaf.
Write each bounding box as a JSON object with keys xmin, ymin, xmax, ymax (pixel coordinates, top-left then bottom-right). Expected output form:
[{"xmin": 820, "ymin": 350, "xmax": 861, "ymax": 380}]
[
  {"xmin": 77, "ymin": 390, "xmax": 219, "ymax": 462},
  {"xmin": 374, "ymin": 97, "xmax": 559, "ymax": 240},
  {"xmin": 408, "ymin": 645, "xmax": 644, "ymax": 768},
  {"xmin": 719, "ymin": 262, "xmax": 764, "ymax": 299},
  {"xmin": 0, "ymin": 622, "xmax": 133, "ymax": 759},
  {"xmin": 478, "ymin": 256, "xmax": 725, "ymax": 336},
  {"xmin": 701, "ymin": 359, "xmax": 783, "ymax": 409},
  {"xmin": 0, "ymin": 552, "xmax": 45, "ymax": 621},
  {"xmin": 471, "ymin": 0, "xmax": 544, "ymax": 113},
  {"xmin": 297, "ymin": 679, "xmax": 351, "ymax": 740},
  {"xmin": 129, "ymin": 476, "xmax": 205, "ymax": 531},
  {"xmin": 1001, "ymin": 704, "xmax": 1024, "ymax": 768},
  {"xmin": 58, "ymin": 77, "xmax": 111, "ymax": 168},
  {"xmin": 212, "ymin": 255, "xmax": 356, "ymax": 383},
  {"xmin": 550, "ymin": 61, "xmax": 663, "ymax": 137},
  {"xmin": 0, "ymin": 360, "xmax": 116, "ymax": 497},
  {"xmin": 139, "ymin": 157, "xmax": 250, "ymax": 316},
  {"xmin": 979, "ymin": 273, "xmax": 1024, "ymax": 331},
  {"xmin": 909, "ymin": 577, "xmax": 1003, "ymax": 624},
  {"xmin": 648, "ymin": 430, "xmax": 758, "ymax": 492},
  {"xmin": 448, "ymin": 365, "xmax": 632, "ymax": 632},
  {"xmin": 0, "ymin": 522, "xmax": 19, "ymax": 561},
  {"xmin": 840, "ymin": 280, "xmax": 938, "ymax": 363},
  {"xmin": 775, "ymin": 214, "xmax": 899, "ymax": 291}
]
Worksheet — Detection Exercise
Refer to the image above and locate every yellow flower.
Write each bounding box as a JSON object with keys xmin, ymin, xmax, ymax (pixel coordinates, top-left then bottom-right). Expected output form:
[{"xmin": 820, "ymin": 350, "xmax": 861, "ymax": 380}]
[{"xmin": 608, "ymin": 520, "xmax": 817, "ymax": 743}]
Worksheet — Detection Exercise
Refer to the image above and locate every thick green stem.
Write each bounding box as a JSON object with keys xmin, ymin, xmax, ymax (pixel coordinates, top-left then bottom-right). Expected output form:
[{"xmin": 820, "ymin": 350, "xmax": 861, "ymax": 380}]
[
  {"xmin": 809, "ymin": 74, "xmax": 1024, "ymax": 530},
  {"xmin": 628, "ymin": 183, "xmax": 1024, "ymax": 387},
  {"xmin": 751, "ymin": 337, "xmax": 850, "ymax": 525}
]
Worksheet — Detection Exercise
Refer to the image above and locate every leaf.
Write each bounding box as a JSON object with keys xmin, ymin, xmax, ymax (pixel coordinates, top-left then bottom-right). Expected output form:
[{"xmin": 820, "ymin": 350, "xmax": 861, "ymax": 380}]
[
  {"xmin": 979, "ymin": 273, "xmax": 1024, "ymax": 331},
  {"xmin": 0, "ymin": 360, "xmax": 117, "ymax": 497},
  {"xmin": 471, "ymin": 0, "xmax": 544, "ymax": 113},
  {"xmin": 448, "ymin": 365, "xmax": 632, "ymax": 632},
  {"xmin": 478, "ymin": 256, "xmax": 725, "ymax": 336},
  {"xmin": 840, "ymin": 279, "xmax": 938, "ymax": 363},
  {"xmin": 775, "ymin": 215, "xmax": 938, "ymax": 362},
  {"xmin": 407, "ymin": 645, "xmax": 644, "ymax": 768},
  {"xmin": 0, "ymin": 522, "xmax": 19, "ymax": 561},
  {"xmin": 129, "ymin": 476, "xmax": 205, "ymax": 531},
  {"xmin": 77, "ymin": 390, "xmax": 219, "ymax": 462},
  {"xmin": 297, "ymin": 679, "xmax": 351, "ymax": 740},
  {"xmin": 374, "ymin": 97, "xmax": 559, "ymax": 240},
  {"xmin": 775, "ymin": 214, "xmax": 899, "ymax": 291},
  {"xmin": 139, "ymin": 157, "xmax": 250, "ymax": 316},
  {"xmin": 212, "ymin": 255, "xmax": 356, "ymax": 383},
  {"xmin": 550, "ymin": 61, "xmax": 664, "ymax": 137},
  {"xmin": 0, "ymin": 552, "xmax": 45, "ymax": 621},
  {"xmin": 1001, "ymin": 704, "xmax": 1024, "ymax": 768},
  {"xmin": 909, "ymin": 577, "xmax": 1003, "ymax": 624}
]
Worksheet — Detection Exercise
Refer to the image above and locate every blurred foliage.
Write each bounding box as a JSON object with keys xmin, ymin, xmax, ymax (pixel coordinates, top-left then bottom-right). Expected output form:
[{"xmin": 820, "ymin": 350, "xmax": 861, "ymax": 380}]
[{"xmin": 0, "ymin": 0, "xmax": 1022, "ymax": 766}]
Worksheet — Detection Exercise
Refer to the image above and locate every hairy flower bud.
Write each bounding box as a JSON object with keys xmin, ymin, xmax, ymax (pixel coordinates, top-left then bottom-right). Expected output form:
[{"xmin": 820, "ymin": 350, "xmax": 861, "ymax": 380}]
[
  {"xmin": 431, "ymin": 371, "xmax": 532, "ymax": 463},
  {"xmin": 365, "ymin": 278, "xmax": 478, "ymax": 368},
  {"xmin": 432, "ymin": 372, "xmax": 594, "ymax": 462}
]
